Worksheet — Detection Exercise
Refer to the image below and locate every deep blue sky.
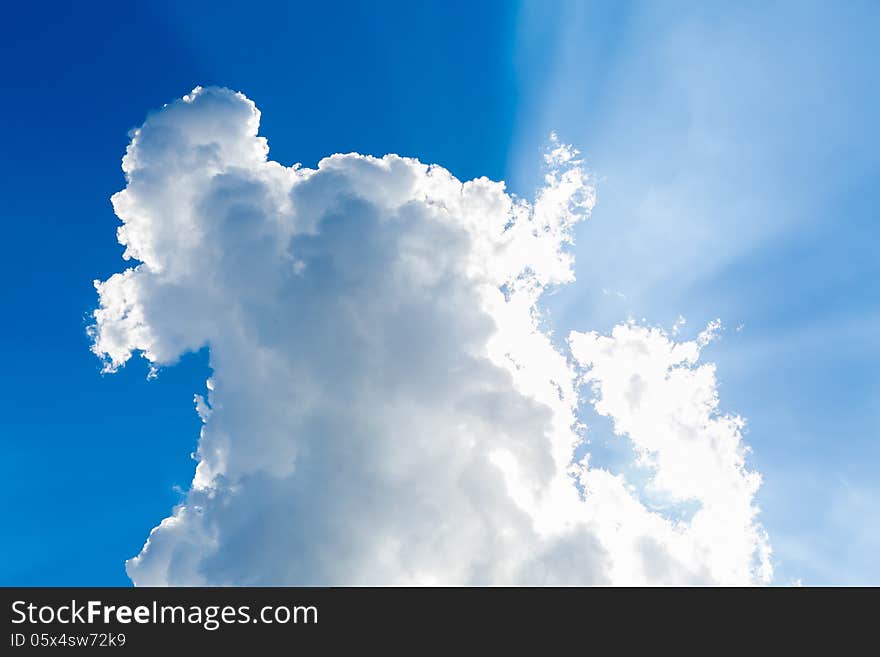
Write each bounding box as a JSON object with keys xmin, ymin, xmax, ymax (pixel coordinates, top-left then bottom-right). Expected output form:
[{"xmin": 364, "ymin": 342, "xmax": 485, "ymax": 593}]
[{"xmin": 1, "ymin": 0, "xmax": 877, "ymax": 585}]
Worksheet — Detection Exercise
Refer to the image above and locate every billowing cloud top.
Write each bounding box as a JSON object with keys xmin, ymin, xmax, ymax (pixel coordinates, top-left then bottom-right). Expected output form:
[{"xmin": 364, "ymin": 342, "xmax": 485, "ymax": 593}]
[{"xmin": 90, "ymin": 86, "xmax": 771, "ymax": 585}]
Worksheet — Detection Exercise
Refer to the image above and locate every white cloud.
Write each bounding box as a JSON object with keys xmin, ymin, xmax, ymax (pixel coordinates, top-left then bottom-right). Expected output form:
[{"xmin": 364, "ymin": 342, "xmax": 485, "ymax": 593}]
[
  {"xmin": 569, "ymin": 322, "xmax": 772, "ymax": 584},
  {"xmin": 91, "ymin": 86, "xmax": 771, "ymax": 585}
]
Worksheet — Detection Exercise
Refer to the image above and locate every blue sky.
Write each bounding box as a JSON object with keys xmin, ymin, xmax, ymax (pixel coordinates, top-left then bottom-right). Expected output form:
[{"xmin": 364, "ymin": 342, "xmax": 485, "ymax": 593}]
[{"xmin": 0, "ymin": 0, "xmax": 877, "ymax": 585}]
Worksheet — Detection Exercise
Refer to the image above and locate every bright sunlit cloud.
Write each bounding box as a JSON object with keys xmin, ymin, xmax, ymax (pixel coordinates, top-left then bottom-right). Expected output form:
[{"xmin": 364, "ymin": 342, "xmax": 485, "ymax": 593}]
[{"xmin": 90, "ymin": 86, "xmax": 770, "ymax": 585}]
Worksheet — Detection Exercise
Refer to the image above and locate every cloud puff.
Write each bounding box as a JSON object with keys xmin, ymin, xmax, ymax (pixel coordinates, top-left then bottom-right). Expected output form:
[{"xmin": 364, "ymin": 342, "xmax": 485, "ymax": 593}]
[{"xmin": 90, "ymin": 86, "xmax": 770, "ymax": 585}]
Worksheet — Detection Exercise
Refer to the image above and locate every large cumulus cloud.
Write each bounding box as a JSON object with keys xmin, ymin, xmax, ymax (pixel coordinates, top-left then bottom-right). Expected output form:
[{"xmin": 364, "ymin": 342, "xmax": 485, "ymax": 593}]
[{"xmin": 90, "ymin": 87, "xmax": 771, "ymax": 585}]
